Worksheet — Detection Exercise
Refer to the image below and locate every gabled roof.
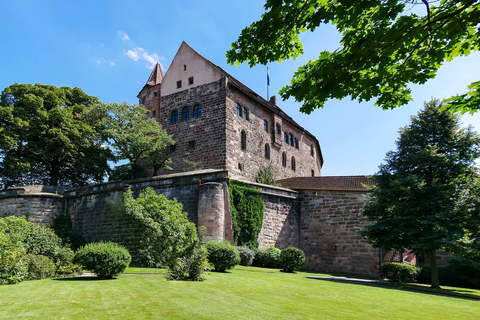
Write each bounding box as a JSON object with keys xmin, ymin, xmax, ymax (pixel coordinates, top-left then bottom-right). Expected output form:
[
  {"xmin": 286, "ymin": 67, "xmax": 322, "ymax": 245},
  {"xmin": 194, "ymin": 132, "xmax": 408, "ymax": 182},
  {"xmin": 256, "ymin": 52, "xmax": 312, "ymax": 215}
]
[
  {"xmin": 277, "ymin": 176, "xmax": 374, "ymax": 192},
  {"xmin": 146, "ymin": 62, "xmax": 164, "ymax": 86}
]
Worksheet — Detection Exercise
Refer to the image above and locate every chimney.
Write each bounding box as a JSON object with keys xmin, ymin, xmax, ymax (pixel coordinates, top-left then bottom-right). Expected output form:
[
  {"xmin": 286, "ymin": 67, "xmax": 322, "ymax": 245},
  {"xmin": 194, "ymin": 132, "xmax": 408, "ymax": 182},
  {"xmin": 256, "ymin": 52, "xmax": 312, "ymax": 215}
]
[{"xmin": 269, "ymin": 95, "xmax": 277, "ymax": 106}]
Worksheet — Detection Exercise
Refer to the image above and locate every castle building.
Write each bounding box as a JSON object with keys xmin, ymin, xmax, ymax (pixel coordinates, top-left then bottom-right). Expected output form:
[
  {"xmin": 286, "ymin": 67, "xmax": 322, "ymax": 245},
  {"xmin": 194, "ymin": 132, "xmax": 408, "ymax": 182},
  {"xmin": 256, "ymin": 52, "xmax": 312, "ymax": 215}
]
[{"xmin": 137, "ymin": 42, "xmax": 323, "ymax": 181}]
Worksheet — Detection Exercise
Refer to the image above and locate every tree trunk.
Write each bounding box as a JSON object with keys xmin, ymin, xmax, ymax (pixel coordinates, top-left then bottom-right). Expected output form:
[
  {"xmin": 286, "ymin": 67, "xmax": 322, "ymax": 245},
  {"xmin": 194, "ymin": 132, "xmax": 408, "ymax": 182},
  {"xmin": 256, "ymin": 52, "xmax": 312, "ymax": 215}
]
[
  {"xmin": 430, "ymin": 250, "xmax": 440, "ymax": 288},
  {"xmin": 49, "ymin": 161, "xmax": 59, "ymax": 186}
]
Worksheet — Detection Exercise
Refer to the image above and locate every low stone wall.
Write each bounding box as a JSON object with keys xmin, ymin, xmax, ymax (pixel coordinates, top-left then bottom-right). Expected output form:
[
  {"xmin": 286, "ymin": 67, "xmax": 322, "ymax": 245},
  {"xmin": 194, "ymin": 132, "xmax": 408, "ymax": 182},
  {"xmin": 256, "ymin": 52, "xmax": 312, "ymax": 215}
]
[{"xmin": 300, "ymin": 190, "xmax": 380, "ymax": 277}]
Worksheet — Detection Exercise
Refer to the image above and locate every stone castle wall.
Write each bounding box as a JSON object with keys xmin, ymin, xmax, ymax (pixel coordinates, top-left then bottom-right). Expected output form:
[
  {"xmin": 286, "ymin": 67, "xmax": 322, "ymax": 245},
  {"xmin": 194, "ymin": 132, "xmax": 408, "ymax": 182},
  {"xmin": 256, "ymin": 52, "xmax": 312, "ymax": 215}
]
[{"xmin": 300, "ymin": 190, "xmax": 380, "ymax": 277}]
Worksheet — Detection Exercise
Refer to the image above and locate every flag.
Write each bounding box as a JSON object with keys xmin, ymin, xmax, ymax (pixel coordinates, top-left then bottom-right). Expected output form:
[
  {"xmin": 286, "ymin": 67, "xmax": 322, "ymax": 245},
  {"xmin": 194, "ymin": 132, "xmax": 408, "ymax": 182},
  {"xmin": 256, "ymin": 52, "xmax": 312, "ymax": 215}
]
[{"xmin": 267, "ymin": 67, "xmax": 270, "ymax": 86}]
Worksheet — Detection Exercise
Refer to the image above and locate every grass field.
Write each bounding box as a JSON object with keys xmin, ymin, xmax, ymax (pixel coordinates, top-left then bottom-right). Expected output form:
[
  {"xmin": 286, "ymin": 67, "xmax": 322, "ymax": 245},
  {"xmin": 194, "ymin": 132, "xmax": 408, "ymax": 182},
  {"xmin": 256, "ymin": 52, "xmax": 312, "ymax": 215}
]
[{"xmin": 1, "ymin": 266, "xmax": 479, "ymax": 320}]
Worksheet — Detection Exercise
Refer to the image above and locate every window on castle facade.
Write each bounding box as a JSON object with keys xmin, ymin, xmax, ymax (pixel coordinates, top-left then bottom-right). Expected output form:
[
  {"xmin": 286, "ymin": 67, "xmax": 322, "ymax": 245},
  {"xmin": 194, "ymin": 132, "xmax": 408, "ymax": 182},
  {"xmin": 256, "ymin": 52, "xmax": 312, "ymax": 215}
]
[
  {"xmin": 243, "ymin": 107, "xmax": 249, "ymax": 120},
  {"xmin": 193, "ymin": 104, "xmax": 202, "ymax": 118},
  {"xmin": 188, "ymin": 140, "xmax": 196, "ymax": 150},
  {"xmin": 289, "ymin": 133, "xmax": 293, "ymax": 146},
  {"xmin": 171, "ymin": 110, "xmax": 178, "ymax": 124},
  {"xmin": 294, "ymin": 138, "xmax": 299, "ymax": 149},
  {"xmin": 311, "ymin": 170, "xmax": 315, "ymax": 177},
  {"xmin": 177, "ymin": 80, "xmax": 182, "ymax": 89},
  {"xmin": 265, "ymin": 143, "xmax": 270, "ymax": 160},
  {"xmin": 241, "ymin": 130, "xmax": 247, "ymax": 151},
  {"xmin": 170, "ymin": 145, "xmax": 176, "ymax": 153},
  {"xmin": 311, "ymin": 144, "xmax": 314, "ymax": 157},
  {"xmin": 182, "ymin": 106, "xmax": 190, "ymax": 121},
  {"xmin": 282, "ymin": 152, "xmax": 287, "ymax": 167},
  {"xmin": 188, "ymin": 77, "xmax": 194, "ymax": 85},
  {"xmin": 264, "ymin": 120, "xmax": 268, "ymax": 132},
  {"xmin": 291, "ymin": 156, "xmax": 296, "ymax": 171},
  {"xmin": 236, "ymin": 103, "xmax": 242, "ymax": 117},
  {"xmin": 276, "ymin": 123, "xmax": 281, "ymax": 135},
  {"xmin": 284, "ymin": 133, "xmax": 288, "ymax": 143}
]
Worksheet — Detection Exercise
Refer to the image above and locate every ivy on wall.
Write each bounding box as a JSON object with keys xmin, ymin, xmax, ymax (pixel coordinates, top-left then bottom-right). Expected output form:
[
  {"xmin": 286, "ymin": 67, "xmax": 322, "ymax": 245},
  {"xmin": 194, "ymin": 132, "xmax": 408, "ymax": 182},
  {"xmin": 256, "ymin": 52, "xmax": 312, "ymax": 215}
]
[{"xmin": 228, "ymin": 180, "xmax": 264, "ymax": 249}]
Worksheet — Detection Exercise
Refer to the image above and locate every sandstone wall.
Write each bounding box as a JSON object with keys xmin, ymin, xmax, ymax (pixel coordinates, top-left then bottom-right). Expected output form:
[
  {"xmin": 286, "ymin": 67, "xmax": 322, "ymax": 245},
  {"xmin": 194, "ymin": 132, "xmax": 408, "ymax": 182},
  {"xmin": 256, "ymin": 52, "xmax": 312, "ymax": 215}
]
[{"xmin": 300, "ymin": 190, "xmax": 380, "ymax": 277}]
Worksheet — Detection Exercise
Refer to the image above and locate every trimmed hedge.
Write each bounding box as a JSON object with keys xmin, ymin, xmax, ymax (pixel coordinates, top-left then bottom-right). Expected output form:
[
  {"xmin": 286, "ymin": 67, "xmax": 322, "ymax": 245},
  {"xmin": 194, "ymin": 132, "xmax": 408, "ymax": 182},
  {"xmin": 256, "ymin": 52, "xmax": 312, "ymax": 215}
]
[
  {"xmin": 253, "ymin": 246, "xmax": 282, "ymax": 269},
  {"xmin": 381, "ymin": 262, "xmax": 420, "ymax": 283},
  {"xmin": 236, "ymin": 246, "xmax": 255, "ymax": 266},
  {"xmin": 280, "ymin": 247, "xmax": 305, "ymax": 272},
  {"xmin": 74, "ymin": 242, "xmax": 131, "ymax": 279},
  {"xmin": 206, "ymin": 241, "xmax": 240, "ymax": 272}
]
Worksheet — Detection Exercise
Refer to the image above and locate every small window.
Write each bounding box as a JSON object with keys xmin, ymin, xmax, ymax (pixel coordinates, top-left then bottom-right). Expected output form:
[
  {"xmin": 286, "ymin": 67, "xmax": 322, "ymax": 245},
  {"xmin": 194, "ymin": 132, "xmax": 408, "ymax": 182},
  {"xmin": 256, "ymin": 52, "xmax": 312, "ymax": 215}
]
[
  {"xmin": 171, "ymin": 110, "xmax": 178, "ymax": 124},
  {"xmin": 294, "ymin": 138, "xmax": 299, "ymax": 149},
  {"xmin": 184, "ymin": 64, "xmax": 187, "ymax": 71},
  {"xmin": 284, "ymin": 133, "xmax": 288, "ymax": 143},
  {"xmin": 236, "ymin": 103, "xmax": 242, "ymax": 117},
  {"xmin": 311, "ymin": 144, "xmax": 314, "ymax": 157},
  {"xmin": 289, "ymin": 133, "xmax": 293, "ymax": 146},
  {"xmin": 182, "ymin": 106, "xmax": 190, "ymax": 121},
  {"xmin": 263, "ymin": 120, "xmax": 268, "ymax": 133},
  {"xmin": 188, "ymin": 77, "xmax": 194, "ymax": 85},
  {"xmin": 188, "ymin": 140, "xmax": 196, "ymax": 150},
  {"xmin": 241, "ymin": 130, "xmax": 247, "ymax": 151},
  {"xmin": 170, "ymin": 145, "xmax": 176, "ymax": 153},
  {"xmin": 291, "ymin": 156, "xmax": 296, "ymax": 171},
  {"xmin": 193, "ymin": 104, "xmax": 201, "ymax": 118},
  {"xmin": 311, "ymin": 170, "xmax": 315, "ymax": 177},
  {"xmin": 238, "ymin": 163, "xmax": 244, "ymax": 171},
  {"xmin": 275, "ymin": 123, "xmax": 281, "ymax": 135},
  {"xmin": 282, "ymin": 152, "xmax": 287, "ymax": 167},
  {"xmin": 176, "ymin": 81, "xmax": 182, "ymax": 89},
  {"xmin": 265, "ymin": 143, "xmax": 270, "ymax": 160},
  {"xmin": 243, "ymin": 107, "xmax": 249, "ymax": 120},
  {"xmin": 152, "ymin": 110, "xmax": 156, "ymax": 118}
]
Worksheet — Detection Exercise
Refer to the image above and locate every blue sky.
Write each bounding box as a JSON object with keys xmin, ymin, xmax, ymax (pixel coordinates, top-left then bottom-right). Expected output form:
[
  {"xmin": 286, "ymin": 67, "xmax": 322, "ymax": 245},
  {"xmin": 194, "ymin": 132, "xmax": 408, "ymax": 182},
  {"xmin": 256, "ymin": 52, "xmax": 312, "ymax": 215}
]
[{"xmin": 1, "ymin": 0, "xmax": 479, "ymax": 176}]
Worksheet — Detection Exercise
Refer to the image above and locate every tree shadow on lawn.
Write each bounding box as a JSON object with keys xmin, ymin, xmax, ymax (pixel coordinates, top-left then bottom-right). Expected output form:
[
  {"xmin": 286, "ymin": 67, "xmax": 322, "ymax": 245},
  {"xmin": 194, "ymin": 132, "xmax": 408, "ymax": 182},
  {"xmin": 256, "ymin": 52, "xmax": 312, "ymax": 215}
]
[
  {"xmin": 306, "ymin": 276, "xmax": 480, "ymax": 301},
  {"xmin": 52, "ymin": 276, "xmax": 116, "ymax": 282}
]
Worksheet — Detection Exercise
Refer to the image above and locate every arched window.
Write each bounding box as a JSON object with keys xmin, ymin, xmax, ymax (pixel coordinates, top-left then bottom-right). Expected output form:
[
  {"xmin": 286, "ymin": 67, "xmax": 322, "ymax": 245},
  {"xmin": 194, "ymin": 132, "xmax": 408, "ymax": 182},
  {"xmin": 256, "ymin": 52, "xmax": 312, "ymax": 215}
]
[
  {"xmin": 282, "ymin": 152, "xmax": 287, "ymax": 167},
  {"xmin": 171, "ymin": 110, "xmax": 178, "ymax": 124},
  {"xmin": 182, "ymin": 106, "xmax": 190, "ymax": 121},
  {"xmin": 291, "ymin": 156, "xmax": 296, "ymax": 171},
  {"xmin": 241, "ymin": 130, "xmax": 247, "ymax": 151},
  {"xmin": 236, "ymin": 103, "xmax": 242, "ymax": 117},
  {"xmin": 265, "ymin": 143, "xmax": 270, "ymax": 160},
  {"xmin": 311, "ymin": 144, "xmax": 314, "ymax": 157},
  {"xmin": 243, "ymin": 107, "xmax": 249, "ymax": 120},
  {"xmin": 193, "ymin": 104, "xmax": 202, "ymax": 118},
  {"xmin": 289, "ymin": 133, "xmax": 293, "ymax": 146}
]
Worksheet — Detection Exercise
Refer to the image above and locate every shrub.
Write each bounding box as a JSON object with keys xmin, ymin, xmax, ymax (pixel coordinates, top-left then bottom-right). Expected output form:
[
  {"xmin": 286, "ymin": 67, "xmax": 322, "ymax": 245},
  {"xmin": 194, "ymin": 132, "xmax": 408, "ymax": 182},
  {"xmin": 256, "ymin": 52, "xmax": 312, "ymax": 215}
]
[
  {"xmin": 236, "ymin": 246, "xmax": 255, "ymax": 266},
  {"xmin": 418, "ymin": 257, "xmax": 480, "ymax": 289},
  {"xmin": 51, "ymin": 214, "xmax": 85, "ymax": 250},
  {"xmin": 74, "ymin": 242, "xmax": 131, "ymax": 279},
  {"xmin": 0, "ymin": 234, "xmax": 28, "ymax": 285},
  {"xmin": 25, "ymin": 254, "xmax": 56, "ymax": 280},
  {"xmin": 253, "ymin": 246, "xmax": 282, "ymax": 269},
  {"xmin": 280, "ymin": 247, "xmax": 305, "ymax": 272},
  {"xmin": 381, "ymin": 262, "xmax": 420, "ymax": 283},
  {"xmin": 206, "ymin": 241, "xmax": 240, "ymax": 272},
  {"xmin": 166, "ymin": 246, "xmax": 207, "ymax": 281}
]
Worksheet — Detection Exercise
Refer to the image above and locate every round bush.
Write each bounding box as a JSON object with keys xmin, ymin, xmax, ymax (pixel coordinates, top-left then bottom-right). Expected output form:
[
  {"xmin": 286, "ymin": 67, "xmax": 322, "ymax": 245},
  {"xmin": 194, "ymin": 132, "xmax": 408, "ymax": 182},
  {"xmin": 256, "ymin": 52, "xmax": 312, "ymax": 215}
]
[
  {"xmin": 206, "ymin": 241, "xmax": 240, "ymax": 272},
  {"xmin": 25, "ymin": 254, "xmax": 56, "ymax": 280},
  {"xmin": 236, "ymin": 246, "xmax": 255, "ymax": 266},
  {"xmin": 74, "ymin": 242, "xmax": 131, "ymax": 279},
  {"xmin": 280, "ymin": 247, "xmax": 305, "ymax": 272},
  {"xmin": 381, "ymin": 262, "xmax": 420, "ymax": 283},
  {"xmin": 253, "ymin": 246, "xmax": 282, "ymax": 269}
]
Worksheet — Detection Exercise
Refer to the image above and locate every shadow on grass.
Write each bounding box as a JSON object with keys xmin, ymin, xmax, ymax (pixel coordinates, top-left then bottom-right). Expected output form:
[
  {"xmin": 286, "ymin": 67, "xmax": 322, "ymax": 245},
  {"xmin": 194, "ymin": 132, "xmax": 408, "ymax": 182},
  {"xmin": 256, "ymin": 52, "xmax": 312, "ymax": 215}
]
[
  {"xmin": 52, "ymin": 276, "xmax": 116, "ymax": 282},
  {"xmin": 307, "ymin": 276, "xmax": 480, "ymax": 301}
]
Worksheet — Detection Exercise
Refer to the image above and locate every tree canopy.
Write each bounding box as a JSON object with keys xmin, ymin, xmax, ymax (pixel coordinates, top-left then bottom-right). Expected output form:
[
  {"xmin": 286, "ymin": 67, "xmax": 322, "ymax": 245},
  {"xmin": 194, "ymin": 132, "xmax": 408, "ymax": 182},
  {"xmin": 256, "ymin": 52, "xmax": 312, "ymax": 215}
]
[
  {"xmin": 361, "ymin": 100, "xmax": 480, "ymax": 288},
  {"xmin": 227, "ymin": 0, "xmax": 480, "ymax": 113},
  {"xmin": 0, "ymin": 83, "xmax": 112, "ymax": 188},
  {"xmin": 85, "ymin": 102, "xmax": 174, "ymax": 180}
]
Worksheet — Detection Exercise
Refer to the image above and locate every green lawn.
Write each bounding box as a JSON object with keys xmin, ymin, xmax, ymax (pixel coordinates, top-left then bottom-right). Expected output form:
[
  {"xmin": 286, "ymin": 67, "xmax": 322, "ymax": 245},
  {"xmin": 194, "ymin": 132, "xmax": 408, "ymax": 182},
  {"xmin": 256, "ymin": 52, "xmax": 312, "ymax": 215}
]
[{"xmin": 1, "ymin": 267, "xmax": 479, "ymax": 320}]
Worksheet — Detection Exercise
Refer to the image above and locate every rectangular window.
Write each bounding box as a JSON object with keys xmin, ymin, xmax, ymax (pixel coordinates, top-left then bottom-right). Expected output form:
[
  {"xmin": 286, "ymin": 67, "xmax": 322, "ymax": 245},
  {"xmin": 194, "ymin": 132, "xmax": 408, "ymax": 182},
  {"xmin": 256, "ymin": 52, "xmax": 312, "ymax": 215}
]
[
  {"xmin": 184, "ymin": 64, "xmax": 187, "ymax": 71},
  {"xmin": 170, "ymin": 145, "xmax": 176, "ymax": 153},
  {"xmin": 264, "ymin": 120, "xmax": 268, "ymax": 132},
  {"xmin": 276, "ymin": 123, "xmax": 281, "ymax": 135},
  {"xmin": 188, "ymin": 77, "xmax": 194, "ymax": 85},
  {"xmin": 188, "ymin": 140, "xmax": 196, "ymax": 150},
  {"xmin": 176, "ymin": 80, "xmax": 182, "ymax": 89},
  {"xmin": 311, "ymin": 170, "xmax": 315, "ymax": 177},
  {"xmin": 284, "ymin": 132, "xmax": 288, "ymax": 143},
  {"xmin": 152, "ymin": 111, "xmax": 156, "ymax": 118}
]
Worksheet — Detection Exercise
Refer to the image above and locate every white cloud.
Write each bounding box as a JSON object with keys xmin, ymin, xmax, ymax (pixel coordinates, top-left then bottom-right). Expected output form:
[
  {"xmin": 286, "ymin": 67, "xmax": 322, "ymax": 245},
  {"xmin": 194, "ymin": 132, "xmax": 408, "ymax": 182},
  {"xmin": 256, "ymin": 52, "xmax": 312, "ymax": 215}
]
[
  {"xmin": 125, "ymin": 47, "xmax": 162, "ymax": 69},
  {"xmin": 96, "ymin": 58, "xmax": 115, "ymax": 66},
  {"xmin": 119, "ymin": 31, "xmax": 131, "ymax": 42}
]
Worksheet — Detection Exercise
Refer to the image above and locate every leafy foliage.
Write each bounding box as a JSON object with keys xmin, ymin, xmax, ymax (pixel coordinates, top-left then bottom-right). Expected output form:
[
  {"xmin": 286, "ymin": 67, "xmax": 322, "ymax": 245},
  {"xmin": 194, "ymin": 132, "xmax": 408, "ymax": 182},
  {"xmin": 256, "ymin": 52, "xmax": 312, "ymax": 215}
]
[
  {"xmin": 381, "ymin": 262, "xmax": 421, "ymax": 283},
  {"xmin": 0, "ymin": 83, "xmax": 112, "ymax": 188},
  {"xmin": 280, "ymin": 247, "xmax": 305, "ymax": 272},
  {"xmin": 25, "ymin": 254, "xmax": 56, "ymax": 281},
  {"xmin": 236, "ymin": 246, "xmax": 255, "ymax": 266},
  {"xmin": 227, "ymin": 1, "xmax": 480, "ymax": 113},
  {"xmin": 51, "ymin": 214, "xmax": 85, "ymax": 250},
  {"xmin": 166, "ymin": 246, "xmax": 207, "ymax": 281},
  {"xmin": 418, "ymin": 256, "xmax": 480, "ymax": 289},
  {"xmin": 123, "ymin": 187, "xmax": 202, "ymax": 279},
  {"xmin": 85, "ymin": 102, "xmax": 174, "ymax": 180},
  {"xmin": 228, "ymin": 180, "xmax": 264, "ymax": 249},
  {"xmin": 253, "ymin": 246, "xmax": 282, "ymax": 269},
  {"xmin": 0, "ymin": 233, "xmax": 27, "ymax": 284},
  {"xmin": 206, "ymin": 240, "xmax": 240, "ymax": 272},
  {"xmin": 74, "ymin": 242, "xmax": 131, "ymax": 279},
  {"xmin": 361, "ymin": 100, "xmax": 480, "ymax": 287},
  {"xmin": 255, "ymin": 162, "xmax": 277, "ymax": 186}
]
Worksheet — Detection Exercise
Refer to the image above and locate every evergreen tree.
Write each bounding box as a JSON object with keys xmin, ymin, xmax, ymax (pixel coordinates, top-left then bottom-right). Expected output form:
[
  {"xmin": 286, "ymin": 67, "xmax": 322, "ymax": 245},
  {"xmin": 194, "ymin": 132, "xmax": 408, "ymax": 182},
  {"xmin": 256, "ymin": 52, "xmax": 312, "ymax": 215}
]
[{"xmin": 361, "ymin": 100, "xmax": 480, "ymax": 288}]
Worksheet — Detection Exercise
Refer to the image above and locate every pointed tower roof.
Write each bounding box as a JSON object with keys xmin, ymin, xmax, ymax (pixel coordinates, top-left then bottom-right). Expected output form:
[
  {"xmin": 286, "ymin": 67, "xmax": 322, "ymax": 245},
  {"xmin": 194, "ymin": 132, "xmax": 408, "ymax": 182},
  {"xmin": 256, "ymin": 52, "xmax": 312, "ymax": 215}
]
[{"xmin": 146, "ymin": 62, "xmax": 164, "ymax": 86}]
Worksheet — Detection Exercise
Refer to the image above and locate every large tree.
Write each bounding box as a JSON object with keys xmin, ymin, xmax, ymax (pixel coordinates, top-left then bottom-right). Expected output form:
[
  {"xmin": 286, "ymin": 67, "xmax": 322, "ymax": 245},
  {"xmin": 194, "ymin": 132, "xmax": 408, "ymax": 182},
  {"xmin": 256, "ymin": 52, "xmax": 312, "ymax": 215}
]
[
  {"xmin": 361, "ymin": 100, "xmax": 480, "ymax": 288},
  {"xmin": 227, "ymin": 0, "xmax": 480, "ymax": 113},
  {"xmin": 0, "ymin": 83, "xmax": 112, "ymax": 188},
  {"xmin": 85, "ymin": 102, "xmax": 174, "ymax": 180}
]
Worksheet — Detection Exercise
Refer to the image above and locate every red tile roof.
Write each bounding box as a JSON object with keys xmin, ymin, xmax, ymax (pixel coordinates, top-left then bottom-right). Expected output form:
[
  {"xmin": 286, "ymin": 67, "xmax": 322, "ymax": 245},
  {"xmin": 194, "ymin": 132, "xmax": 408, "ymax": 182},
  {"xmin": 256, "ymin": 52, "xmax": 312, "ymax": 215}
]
[{"xmin": 277, "ymin": 176, "xmax": 374, "ymax": 192}]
